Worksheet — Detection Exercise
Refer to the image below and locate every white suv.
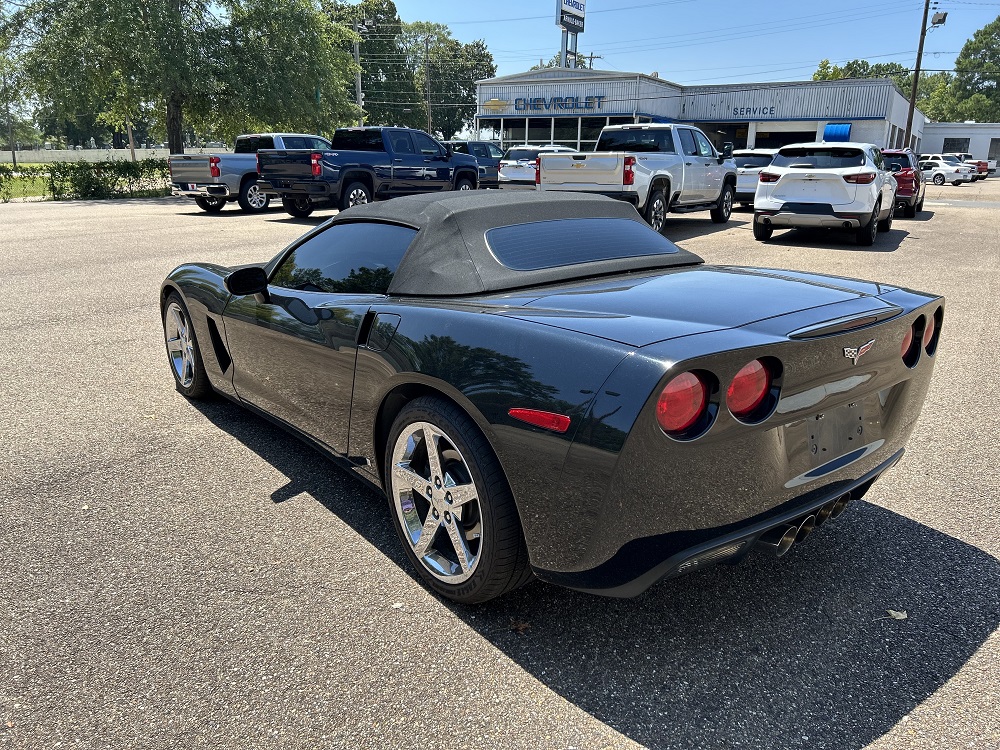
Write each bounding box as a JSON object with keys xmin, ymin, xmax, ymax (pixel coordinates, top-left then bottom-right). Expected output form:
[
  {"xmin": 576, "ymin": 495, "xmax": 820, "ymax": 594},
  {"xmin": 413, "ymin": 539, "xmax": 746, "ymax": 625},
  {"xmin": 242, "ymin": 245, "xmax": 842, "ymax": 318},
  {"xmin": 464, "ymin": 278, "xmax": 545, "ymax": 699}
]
[
  {"xmin": 733, "ymin": 148, "xmax": 776, "ymax": 207},
  {"xmin": 499, "ymin": 145, "xmax": 577, "ymax": 186},
  {"xmin": 753, "ymin": 142, "xmax": 897, "ymax": 246}
]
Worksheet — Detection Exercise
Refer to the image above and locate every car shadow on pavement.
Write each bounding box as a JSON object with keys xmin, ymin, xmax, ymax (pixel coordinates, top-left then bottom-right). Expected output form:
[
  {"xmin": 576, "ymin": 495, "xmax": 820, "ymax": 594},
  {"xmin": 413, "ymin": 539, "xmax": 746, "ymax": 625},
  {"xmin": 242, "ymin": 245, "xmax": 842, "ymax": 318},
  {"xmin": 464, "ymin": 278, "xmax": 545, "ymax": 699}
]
[
  {"xmin": 190, "ymin": 398, "xmax": 1000, "ymax": 750},
  {"xmin": 663, "ymin": 217, "xmax": 750, "ymax": 243},
  {"xmin": 762, "ymin": 227, "xmax": 909, "ymax": 253},
  {"xmin": 907, "ymin": 210, "xmax": 936, "ymax": 222}
]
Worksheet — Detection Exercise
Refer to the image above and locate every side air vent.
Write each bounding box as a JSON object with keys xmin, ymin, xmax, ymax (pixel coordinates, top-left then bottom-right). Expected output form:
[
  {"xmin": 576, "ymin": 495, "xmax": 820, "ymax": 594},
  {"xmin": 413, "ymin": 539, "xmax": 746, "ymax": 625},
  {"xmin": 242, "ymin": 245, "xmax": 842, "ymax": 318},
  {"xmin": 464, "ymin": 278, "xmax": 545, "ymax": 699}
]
[{"xmin": 206, "ymin": 317, "xmax": 231, "ymax": 373}]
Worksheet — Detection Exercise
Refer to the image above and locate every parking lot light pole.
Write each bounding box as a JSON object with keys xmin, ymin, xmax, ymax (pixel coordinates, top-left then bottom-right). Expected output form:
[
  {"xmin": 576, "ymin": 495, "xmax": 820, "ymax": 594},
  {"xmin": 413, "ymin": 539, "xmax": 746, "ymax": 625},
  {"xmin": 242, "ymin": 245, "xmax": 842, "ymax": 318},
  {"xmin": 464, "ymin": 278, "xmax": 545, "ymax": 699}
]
[{"xmin": 904, "ymin": 0, "xmax": 947, "ymax": 149}]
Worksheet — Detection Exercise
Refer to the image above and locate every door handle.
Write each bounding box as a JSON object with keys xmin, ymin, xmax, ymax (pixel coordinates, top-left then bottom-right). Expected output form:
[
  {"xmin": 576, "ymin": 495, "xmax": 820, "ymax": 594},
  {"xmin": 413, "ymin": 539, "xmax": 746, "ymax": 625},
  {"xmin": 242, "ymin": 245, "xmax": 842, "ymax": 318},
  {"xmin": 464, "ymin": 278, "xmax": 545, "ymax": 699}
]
[
  {"xmin": 685, "ymin": 162, "xmax": 693, "ymax": 166},
  {"xmin": 393, "ymin": 158, "xmax": 403, "ymax": 163}
]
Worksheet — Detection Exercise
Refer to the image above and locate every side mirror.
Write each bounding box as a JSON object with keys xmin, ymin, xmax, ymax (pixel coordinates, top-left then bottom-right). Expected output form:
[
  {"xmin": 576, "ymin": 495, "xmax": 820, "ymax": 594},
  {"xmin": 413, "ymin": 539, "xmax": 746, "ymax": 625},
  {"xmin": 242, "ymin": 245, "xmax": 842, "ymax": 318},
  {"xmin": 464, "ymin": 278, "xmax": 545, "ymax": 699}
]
[
  {"xmin": 721, "ymin": 144, "xmax": 733, "ymax": 159},
  {"xmin": 225, "ymin": 266, "xmax": 268, "ymax": 296},
  {"xmin": 889, "ymin": 162, "xmax": 902, "ymax": 172},
  {"xmin": 444, "ymin": 143, "xmax": 453, "ymax": 157}
]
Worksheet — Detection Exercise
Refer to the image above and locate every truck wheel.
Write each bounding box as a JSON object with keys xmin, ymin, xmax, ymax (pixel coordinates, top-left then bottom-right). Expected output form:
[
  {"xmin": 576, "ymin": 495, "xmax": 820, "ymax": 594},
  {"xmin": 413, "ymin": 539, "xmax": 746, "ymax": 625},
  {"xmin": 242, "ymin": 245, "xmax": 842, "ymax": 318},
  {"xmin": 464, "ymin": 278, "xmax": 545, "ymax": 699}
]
[
  {"xmin": 282, "ymin": 197, "xmax": 313, "ymax": 218},
  {"xmin": 340, "ymin": 181, "xmax": 372, "ymax": 210},
  {"xmin": 195, "ymin": 197, "xmax": 224, "ymax": 213},
  {"xmin": 644, "ymin": 190, "xmax": 668, "ymax": 234},
  {"xmin": 752, "ymin": 215, "xmax": 773, "ymax": 241},
  {"xmin": 710, "ymin": 184, "xmax": 734, "ymax": 223},
  {"xmin": 455, "ymin": 178, "xmax": 474, "ymax": 191},
  {"xmin": 237, "ymin": 180, "xmax": 270, "ymax": 213}
]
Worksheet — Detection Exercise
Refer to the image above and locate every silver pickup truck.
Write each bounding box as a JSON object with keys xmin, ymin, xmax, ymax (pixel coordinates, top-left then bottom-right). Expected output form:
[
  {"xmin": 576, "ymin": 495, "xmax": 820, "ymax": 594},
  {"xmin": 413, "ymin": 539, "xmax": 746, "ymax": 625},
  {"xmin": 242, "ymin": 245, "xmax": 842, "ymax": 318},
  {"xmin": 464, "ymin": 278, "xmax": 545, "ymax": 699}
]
[
  {"xmin": 536, "ymin": 124, "xmax": 737, "ymax": 233},
  {"xmin": 169, "ymin": 133, "xmax": 331, "ymax": 213}
]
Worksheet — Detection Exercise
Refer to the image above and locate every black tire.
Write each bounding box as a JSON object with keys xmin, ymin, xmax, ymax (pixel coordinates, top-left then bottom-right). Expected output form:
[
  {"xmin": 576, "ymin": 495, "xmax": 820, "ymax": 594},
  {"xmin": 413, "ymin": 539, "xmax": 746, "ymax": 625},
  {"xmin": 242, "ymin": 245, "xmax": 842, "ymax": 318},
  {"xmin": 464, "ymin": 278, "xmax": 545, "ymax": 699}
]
[
  {"xmin": 856, "ymin": 203, "xmax": 879, "ymax": 246},
  {"xmin": 195, "ymin": 196, "xmax": 224, "ymax": 213},
  {"xmin": 952, "ymin": 180, "xmax": 962, "ymax": 186},
  {"xmin": 455, "ymin": 177, "xmax": 474, "ymax": 192},
  {"xmin": 162, "ymin": 292, "xmax": 212, "ymax": 399},
  {"xmin": 710, "ymin": 183, "xmax": 734, "ymax": 223},
  {"xmin": 877, "ymin": 200, "xmax": 893, "ymax": 232},
  {"xmin": 752, "ymin": 214, "xmax": 773, "ymax": 241},
  {"xmin": 340, "ymin": 180, "xmax": 372, "ymax": 211},
  {"xmin": 282, "ymin": 197, "xmax": 313, "ymax": 218},
  {"xmin": 384, "ymin": 396, "xmax": 533, "ymax": 604},
  {"xmin": 644, "ymin": 189, "xmax": 668, "ymax": 234},
  {"xmin": 903, "ymin": 199, "xmax": 917, "ymax": 218},
  {"xmin": 915, "ymin": 196, "xmax": 924, "ymax": 213},
  {"xmin": 932, "ymin": 174, "xmax": 945, "ymax": 186},
  {"xmin": 237, "ymin": 179, "xmax": 270, "ymax": 213}
]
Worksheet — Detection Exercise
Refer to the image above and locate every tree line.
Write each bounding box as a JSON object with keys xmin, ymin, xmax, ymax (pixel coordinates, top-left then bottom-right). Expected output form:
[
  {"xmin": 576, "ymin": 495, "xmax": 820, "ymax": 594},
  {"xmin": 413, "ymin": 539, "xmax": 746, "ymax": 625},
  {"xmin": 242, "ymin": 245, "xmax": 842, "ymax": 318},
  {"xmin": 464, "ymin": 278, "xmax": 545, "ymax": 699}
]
[
  {"xmin": 813, "ymin": 16, "xmax": 1000, "ymax": 123},
  {"xmin": 0, "ymin": 0, "xmax": 496, "ymax": 153}
]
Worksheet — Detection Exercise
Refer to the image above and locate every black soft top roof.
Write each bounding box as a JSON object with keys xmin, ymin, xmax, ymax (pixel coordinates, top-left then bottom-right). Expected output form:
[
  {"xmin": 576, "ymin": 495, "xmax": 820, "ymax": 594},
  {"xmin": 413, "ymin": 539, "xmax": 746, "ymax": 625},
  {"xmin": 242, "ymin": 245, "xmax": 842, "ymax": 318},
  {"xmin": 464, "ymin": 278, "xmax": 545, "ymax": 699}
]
[{"xmin": 329, "ymin": 192, "xmax": 703, "ymax": 297}]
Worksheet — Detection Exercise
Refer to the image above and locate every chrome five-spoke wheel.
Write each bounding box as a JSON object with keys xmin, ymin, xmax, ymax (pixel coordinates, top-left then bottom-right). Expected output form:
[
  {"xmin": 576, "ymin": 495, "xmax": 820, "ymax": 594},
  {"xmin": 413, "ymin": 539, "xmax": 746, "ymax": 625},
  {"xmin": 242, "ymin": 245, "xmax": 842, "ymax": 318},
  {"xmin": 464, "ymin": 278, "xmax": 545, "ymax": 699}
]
[
  {"xmin": 390, "ymin": 421, "xmax": 483, "ymax": 584},
  {"xmin": 164, "ymin": 301, "xmax": 196, "ymax": 388}
]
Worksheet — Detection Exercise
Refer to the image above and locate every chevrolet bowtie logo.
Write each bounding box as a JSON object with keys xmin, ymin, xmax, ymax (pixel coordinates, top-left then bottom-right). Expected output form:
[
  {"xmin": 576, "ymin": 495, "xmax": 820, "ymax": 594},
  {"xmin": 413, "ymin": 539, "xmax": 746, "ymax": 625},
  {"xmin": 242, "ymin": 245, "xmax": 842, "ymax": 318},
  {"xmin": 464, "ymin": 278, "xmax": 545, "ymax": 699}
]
[
  {"xmin": 482, "ymin": 98, "xmax": 509, "ymax": 113},
  {"xmin": 843, "ymin": 339, "xmax": 875, "ymax": 365}
]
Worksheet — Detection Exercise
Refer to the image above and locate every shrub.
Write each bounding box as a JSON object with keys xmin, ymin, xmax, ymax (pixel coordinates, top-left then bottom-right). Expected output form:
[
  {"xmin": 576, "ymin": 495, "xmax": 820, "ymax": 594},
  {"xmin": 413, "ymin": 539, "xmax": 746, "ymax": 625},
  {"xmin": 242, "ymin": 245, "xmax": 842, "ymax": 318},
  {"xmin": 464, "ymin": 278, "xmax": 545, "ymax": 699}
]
[{"xmin": 0, "ymin": 158, "xmax": 170, "ymax": 201}]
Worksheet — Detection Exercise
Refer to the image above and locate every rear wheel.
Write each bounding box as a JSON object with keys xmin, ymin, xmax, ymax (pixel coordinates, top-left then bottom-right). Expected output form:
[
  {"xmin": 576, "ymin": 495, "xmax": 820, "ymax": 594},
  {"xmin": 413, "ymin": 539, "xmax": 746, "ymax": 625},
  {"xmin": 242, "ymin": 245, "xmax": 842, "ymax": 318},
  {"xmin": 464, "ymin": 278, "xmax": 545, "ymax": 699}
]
[
  {"xmin": 877, "ymin": 201, "xmax": 894, "ymax": 232},
  {"xmin": 162, "ymin": 293, "xmax": 211, "ymax": 399},
  {"xmin": 340, "ymin": 181, "xmax": 372, "ymax": 210},
  {"xmin": 915, "ymin": 195, "xmax": 925, "ymax": 213},
  {"xmin": 195, "ymin": 196, "xmax": 224, "ymax": 213},
  {"xmin": 932, "ymin": 173, "xmax": 945, "ymax": 186},
  {"xmin": 385, "ymin": 397, "xmax": 532, "ymax": 604},
  {"xmin": 282, "ymin": 197, "xmax": 313, "ymax": 218},
  {"xmin": 752, "ymin": 214, "xmax": 773, "ymax": 241},
  {"xmin": 952, "ymin": 180, "xmax": 962, "ymax": 186},
  {"xmin": 710, "ymin": 184, "xmax": 734, "ymax": 223},
  {"xmin": 856, "ymin": 203, "xmax": 879, "ymax": 246},
  {"xmin": 644, "ymin": 189, "xmax": 668, "ymax": 234},
  {"xmin": 237, "ymin": 180, "xmax": 269, "ymax": 213}
]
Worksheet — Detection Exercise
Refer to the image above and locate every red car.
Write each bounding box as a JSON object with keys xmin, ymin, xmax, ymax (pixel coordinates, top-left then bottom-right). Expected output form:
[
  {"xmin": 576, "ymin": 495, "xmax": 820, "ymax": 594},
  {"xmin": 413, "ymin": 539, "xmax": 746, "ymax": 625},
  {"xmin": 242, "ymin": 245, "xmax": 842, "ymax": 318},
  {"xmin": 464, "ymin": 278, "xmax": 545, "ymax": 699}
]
[{"xmin": 882, "ymin": 149, "xmax": 925, "ymax": 218}]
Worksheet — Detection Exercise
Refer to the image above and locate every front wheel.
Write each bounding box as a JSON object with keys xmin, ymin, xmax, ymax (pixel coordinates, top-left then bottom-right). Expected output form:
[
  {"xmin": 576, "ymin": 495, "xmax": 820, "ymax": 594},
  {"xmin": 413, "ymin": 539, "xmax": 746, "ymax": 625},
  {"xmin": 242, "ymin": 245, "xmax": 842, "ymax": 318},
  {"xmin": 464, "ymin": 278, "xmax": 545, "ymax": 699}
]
[
  {"xmin": 340, "ymin": 181, "xmax": 372, "ymax": 210},
  {"xmin": 385, "ymin": 397, "xmax": 532, "ymax": 604},
  {"xmin": 710, "ymin": 184, "xmax": 734, "ymax": 223},
  {"xmin": 282, "ymin": 197, "xmax": 313, "ymax": 218},
  {"xmin": 162, "ymin": 293, "xmax": 211, "ymax": 399},
  {"xmin": 195, "ymin": 196, "xmax": 224, "ymax": 213},
  {"xmin": 644, "ymin": 189, "xmax": 668, "ymax": 234},
  {"xmin": 455, "ymin": 178, "xmax": 474, "ymax": 191},
  {"xmin": 237, "ymin": 180, "xmax": 270, "ymax": 213},
  {"xmin": 932, "ymin": 174, "xmax": 945, "ymax": 186},
  {"xmin": 752, "ymin": 214, "xmax": 773, "ymax": 241}
]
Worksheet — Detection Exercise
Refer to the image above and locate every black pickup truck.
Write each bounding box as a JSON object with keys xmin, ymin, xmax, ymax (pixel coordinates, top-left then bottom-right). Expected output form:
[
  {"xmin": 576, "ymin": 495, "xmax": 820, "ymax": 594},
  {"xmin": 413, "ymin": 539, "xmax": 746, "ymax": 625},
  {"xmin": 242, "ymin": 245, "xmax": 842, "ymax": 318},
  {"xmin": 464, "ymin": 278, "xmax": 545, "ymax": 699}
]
[{"xmin": 257, "ymin": 127, "xmax": 480, "ymax": 217}]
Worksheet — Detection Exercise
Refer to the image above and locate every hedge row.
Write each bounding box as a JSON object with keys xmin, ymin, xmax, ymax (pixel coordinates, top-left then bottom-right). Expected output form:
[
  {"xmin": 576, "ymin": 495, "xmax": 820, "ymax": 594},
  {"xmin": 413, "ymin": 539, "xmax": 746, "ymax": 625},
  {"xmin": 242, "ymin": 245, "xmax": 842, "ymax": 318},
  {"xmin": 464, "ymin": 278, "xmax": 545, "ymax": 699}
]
[{"xmin": 0, "ymin": 159, "xmax": 171, "ymax": 202}]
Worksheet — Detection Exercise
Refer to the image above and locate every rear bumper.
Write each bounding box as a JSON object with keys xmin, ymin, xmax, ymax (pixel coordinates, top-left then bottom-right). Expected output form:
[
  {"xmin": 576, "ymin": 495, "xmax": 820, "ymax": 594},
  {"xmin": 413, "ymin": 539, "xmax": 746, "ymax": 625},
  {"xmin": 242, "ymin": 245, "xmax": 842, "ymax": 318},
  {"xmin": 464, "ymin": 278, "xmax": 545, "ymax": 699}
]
[
  {"xmin": 534, "ymin": 450, "xmax": 902, "ymax": 597},
  {"xmin": 537, "ymin": 186, "xmax": 640, "ymax": 206},
  {"xmin": 735, "ymin": 190, "xmax": 756, "ymax": 203},
  {"xmin": 171, "ymin": 183, "xmax": 231, "ymax": 199},
  {"xmin": 257, "ymin": 179, "xmax": 336, "ymax": 200},
  {"xmin": 755, "ymin": 202, "xmax": 868, "ymax": 229}
]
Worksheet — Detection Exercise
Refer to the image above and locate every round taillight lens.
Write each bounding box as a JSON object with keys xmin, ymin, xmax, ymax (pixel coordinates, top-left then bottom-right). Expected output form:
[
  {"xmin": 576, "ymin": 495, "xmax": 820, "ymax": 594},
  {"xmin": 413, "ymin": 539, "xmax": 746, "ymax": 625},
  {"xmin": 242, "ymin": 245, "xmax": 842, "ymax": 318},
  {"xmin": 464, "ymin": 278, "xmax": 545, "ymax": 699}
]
[
  {"xmin": 901, "ymin": 325, "xmax": 914, "ymax": 359},
  {"xmin": 656, "ymin": 372, "xmax": 706, "ymax": 434},
  {"xmin": 727, "ymin": 359, "xmax": 771, "ymax": 419},
  {"xmin": 922, "ymin": 314, "xmax": 935, "ymax": 349}
]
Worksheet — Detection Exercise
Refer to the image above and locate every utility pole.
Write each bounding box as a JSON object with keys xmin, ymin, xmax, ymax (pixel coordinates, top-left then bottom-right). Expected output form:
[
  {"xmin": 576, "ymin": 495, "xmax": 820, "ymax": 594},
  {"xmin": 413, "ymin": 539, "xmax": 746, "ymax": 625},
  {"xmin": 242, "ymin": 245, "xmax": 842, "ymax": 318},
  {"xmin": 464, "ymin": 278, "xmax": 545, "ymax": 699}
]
[
  {"xmin": 353, "ymin": 19, "xmax": 364, "ymax": 127},
  {"xmin": 904, "ymin": 1, "xmax": 946, "ymax": 149},
  {"xmin": 425, "ymin": 36, "xmax": 432, "ymax": 134},
  {"xmin": 587, "ymin": 52, "xmax": 603, "ymax": 69}
]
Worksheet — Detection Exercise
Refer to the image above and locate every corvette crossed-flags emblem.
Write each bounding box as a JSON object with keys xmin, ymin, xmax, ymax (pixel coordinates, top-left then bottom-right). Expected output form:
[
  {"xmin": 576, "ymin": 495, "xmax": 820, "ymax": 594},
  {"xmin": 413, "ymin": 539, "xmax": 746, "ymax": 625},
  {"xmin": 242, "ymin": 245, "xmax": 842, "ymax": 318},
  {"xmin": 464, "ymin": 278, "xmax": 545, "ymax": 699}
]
[{"xmin": 844, "ymin": 338, "xmax": 876, "ymax": 365}]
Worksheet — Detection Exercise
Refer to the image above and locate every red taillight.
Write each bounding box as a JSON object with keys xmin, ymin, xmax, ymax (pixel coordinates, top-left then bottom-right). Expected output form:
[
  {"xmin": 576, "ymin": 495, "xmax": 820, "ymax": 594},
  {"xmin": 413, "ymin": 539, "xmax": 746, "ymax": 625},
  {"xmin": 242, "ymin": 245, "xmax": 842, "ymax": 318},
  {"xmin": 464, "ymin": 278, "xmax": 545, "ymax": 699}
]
[
  {"xmin": 727, "ymin": 359, "xmax": 771, "ymax": 420},
  {"xmin": 758, "ymin": 172, "xmax": 779, "ymax": 183},
  {"xmin": 623, "ymin": 155, "xmax": 635, "ymax": 186},
  {"xmin": 209, "ymin": 155, "xmax": 221, "ymax": 178},
  {"xmin": 901, "ymin": 325, "xmax": 915, "ymax": 364},
  {"xmin": 922, "ymin": 314, "xmax": 935, "ymax": 349},
  {"xmin": 656, "ymin": 372, "xmax": 706, "ymax": 434},
  {"xmin": 844, "ymin": 173, "xmax": 876, "ymax": 184},
  {"xmin": 508, "ymin": 408, "xmax": 570, "ymax": 433},
  {"xmin": 310, "ymin": 152, "xmax": 322, "ymax": 177},
  {"xmin": 535, "ymin": 156, "xmax": 541, "ymax": 185}
]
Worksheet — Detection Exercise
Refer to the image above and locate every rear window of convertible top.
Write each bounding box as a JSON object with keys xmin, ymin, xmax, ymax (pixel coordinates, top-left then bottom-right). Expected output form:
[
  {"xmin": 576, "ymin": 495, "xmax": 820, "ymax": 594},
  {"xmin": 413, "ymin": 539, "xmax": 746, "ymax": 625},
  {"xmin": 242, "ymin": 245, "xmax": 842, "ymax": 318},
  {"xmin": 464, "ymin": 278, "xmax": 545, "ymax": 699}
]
[{"xmin": 485, "ymin": 217, "xmax": 679, "ymax": 271}]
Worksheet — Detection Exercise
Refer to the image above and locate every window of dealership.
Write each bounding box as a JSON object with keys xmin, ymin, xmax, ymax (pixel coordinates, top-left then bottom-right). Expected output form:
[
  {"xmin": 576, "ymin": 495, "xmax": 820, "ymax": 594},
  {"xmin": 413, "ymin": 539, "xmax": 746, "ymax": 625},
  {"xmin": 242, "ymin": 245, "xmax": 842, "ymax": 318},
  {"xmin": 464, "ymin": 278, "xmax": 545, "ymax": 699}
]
[{"xmin": 476, "ymin": 69, "xmax": 927, "ymax": 152}]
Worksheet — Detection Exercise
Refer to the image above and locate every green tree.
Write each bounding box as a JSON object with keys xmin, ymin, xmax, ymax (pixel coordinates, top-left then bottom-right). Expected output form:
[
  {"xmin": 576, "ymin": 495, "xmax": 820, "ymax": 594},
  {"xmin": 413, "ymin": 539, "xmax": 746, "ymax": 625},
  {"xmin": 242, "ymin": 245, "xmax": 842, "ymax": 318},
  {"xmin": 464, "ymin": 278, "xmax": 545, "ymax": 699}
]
[
  {"xmin": 11, "ymin": 0, "xmax": 357, "ymax": 153},
  {"xmin": 812, "ymin": 59, "xmax": 910, "ymax": 91},
  {"xmin": 328, "ymin": 0, "xmax": 424, "ymax": 129},
  {"xmin": 399, "ymin": 21, "xmax": 496, "ymax": 139},
  {"xmin": 953, "ymin": 14, "xmax": 1000, "ymax": 121},
  {"xmin": 529, "ymin": 53, "xmax": 593, "ymax": 70}
]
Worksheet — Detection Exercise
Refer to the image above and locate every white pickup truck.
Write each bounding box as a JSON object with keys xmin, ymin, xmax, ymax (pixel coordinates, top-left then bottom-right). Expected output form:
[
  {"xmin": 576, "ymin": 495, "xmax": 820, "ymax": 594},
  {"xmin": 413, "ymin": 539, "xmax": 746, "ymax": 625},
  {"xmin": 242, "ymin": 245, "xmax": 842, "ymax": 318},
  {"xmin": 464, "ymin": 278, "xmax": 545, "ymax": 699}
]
[
  {"xmin": 536, "ymin": 124, "xmax": 737, "ymax": 233},
  {"xmin": 169, "ymin": 132, "xmax": 330, "ymax": 213}
]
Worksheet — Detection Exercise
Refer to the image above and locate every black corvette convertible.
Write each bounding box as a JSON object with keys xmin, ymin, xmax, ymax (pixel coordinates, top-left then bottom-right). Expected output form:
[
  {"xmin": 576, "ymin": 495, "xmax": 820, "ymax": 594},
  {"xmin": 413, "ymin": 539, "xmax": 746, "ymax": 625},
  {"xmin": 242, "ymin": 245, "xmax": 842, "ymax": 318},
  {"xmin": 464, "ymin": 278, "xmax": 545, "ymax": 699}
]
[{"xmin": 161, "ymin": 191, "xmax": 942, "ymax": 603}]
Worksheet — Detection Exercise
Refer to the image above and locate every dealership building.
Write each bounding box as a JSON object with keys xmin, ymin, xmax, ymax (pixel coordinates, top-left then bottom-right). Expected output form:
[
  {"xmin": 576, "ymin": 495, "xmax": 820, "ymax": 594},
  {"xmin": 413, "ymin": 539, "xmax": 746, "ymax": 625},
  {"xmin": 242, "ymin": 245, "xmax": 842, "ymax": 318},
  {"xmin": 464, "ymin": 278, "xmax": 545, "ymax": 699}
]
[
  {"xmin": 476, "ymin": 68, "xmax": 928, "ymax": 152},
  {"xmin": 920, "ymin": 122, "xmax": 1000, "ymax": 163}
]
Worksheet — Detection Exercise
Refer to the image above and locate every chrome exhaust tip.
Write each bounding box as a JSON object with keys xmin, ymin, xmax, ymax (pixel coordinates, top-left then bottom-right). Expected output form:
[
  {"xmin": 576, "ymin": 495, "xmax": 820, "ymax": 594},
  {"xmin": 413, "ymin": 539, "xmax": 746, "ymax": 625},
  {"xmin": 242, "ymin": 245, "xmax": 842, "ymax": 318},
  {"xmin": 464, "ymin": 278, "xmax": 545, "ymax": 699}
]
[
  {"xmin": 795, "ymin": 514, "xmax": 817, "ymax": 544},
  {"xmin": 843, "ymin": 221, "xmax": 853, "ymax": 229},
  {"xmin": 829, "ymin": 494, "xmax": 851, "ymax": 520},
  {"xmin": 762, "ymin": 217, "xmax": 771, "ymax": 225},
  {"xmin": 756, "ymin": 525, "xmax": 798, "ymax": 557},
  {"xmin": 815, "ymin": 500, "xmax": 836, "ymax": 527}
]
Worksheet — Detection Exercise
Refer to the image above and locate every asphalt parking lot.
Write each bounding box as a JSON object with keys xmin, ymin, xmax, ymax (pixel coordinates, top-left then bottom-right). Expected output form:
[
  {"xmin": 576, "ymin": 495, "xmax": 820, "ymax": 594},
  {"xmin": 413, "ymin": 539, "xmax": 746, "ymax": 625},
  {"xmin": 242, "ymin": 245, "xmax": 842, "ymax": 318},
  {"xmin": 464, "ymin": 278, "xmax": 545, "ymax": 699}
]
[{"xmin": 2, "ymin": 180, "xmax": 999, "ymax": 750}]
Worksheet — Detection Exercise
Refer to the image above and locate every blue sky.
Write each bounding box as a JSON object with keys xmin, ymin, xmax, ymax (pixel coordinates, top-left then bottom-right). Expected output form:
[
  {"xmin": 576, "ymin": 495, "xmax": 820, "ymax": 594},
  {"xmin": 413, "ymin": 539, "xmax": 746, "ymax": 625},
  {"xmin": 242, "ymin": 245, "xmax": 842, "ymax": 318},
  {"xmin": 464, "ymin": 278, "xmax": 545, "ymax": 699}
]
[{"xmin": 392, "ymin": 0, "xmax": 1000, "ymax": 84}]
